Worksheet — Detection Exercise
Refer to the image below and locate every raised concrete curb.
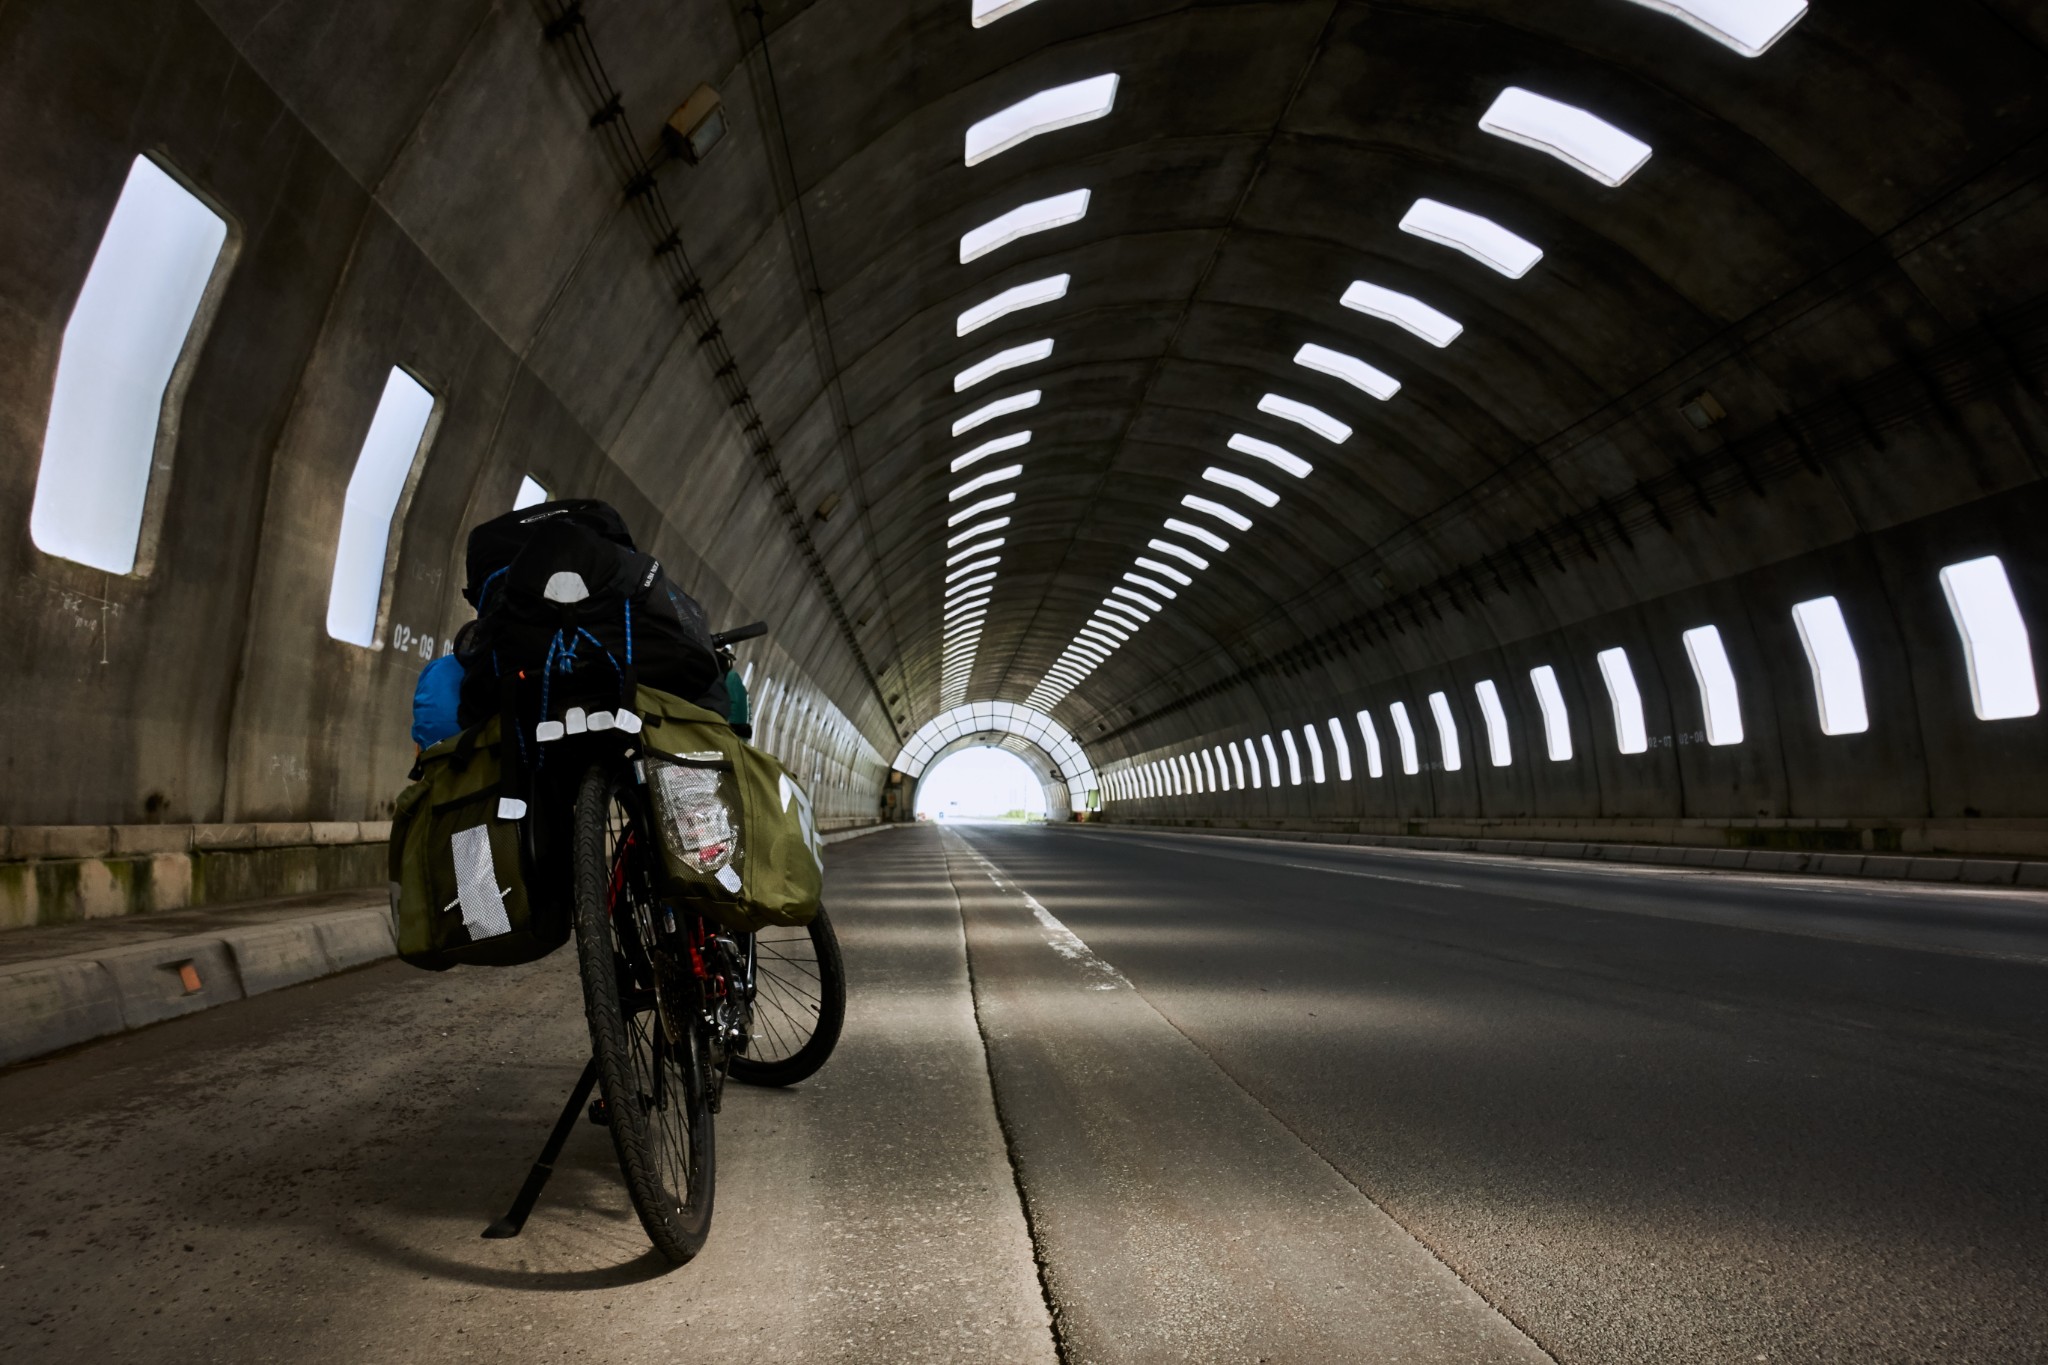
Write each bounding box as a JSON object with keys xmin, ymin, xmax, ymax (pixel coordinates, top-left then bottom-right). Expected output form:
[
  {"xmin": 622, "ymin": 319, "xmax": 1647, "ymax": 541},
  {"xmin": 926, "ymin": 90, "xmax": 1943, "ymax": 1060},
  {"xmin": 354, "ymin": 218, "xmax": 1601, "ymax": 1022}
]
[
  {"xmin": 821, "ymin": 822, "xmax": 899, "ymax": 845},
  {"xmin": 1078, "ymin": 821, "xmax": 2048, "ymax": 888},
  {"xmin": 0, "ymin": 907, "xmax": 396, "ymax": 1069}
]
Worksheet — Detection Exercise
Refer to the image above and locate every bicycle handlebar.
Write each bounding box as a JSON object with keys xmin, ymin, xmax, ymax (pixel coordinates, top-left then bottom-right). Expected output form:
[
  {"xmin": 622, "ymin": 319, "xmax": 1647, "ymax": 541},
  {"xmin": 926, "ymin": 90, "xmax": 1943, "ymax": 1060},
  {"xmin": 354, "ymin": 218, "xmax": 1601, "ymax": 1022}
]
[{"xmin": 711, "ymin": 620, "xmax": 768, "ymax": 649}]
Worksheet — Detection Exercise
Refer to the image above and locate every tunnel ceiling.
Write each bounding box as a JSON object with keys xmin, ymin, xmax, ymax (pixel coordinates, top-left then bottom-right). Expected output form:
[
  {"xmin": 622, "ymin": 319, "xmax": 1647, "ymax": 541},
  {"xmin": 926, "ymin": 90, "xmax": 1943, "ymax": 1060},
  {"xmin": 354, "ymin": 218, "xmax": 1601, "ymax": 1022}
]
[{"xmin": 674, "ymin": 0, "xmax": 2047, "ymax": 752}]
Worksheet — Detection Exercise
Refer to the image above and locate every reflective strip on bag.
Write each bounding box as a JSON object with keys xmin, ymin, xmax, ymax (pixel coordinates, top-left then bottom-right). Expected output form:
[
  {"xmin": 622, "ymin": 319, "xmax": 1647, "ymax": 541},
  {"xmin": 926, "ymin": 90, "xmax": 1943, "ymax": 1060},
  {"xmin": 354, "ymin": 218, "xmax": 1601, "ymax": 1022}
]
[{"xmin": 451, "ymin": 824, "xmax": 513, "ymax": 940}]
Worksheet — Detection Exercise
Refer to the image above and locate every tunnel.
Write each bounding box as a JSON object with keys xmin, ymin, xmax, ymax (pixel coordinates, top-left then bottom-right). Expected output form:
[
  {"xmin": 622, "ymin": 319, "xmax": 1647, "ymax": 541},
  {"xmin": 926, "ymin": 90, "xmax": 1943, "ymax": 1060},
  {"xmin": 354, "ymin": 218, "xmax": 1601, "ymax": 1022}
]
[{"xmin": 3, "ymin": 0, "xmax": 2047, "ymax": 1360}]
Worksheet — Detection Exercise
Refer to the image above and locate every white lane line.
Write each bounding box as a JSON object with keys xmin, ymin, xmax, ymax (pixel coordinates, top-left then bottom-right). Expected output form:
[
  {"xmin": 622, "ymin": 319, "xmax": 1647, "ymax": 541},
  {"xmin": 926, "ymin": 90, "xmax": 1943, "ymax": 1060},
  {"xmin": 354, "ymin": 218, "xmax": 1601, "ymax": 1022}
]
[{"xmin": 968, "ymin": 850, "xmax": 1129, "ymax": 990}]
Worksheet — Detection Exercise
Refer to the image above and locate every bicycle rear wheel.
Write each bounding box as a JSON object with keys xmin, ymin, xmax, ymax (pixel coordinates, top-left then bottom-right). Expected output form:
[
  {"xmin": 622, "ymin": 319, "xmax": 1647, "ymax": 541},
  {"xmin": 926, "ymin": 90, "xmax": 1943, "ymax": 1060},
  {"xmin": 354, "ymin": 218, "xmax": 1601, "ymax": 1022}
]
[
  {"xmin": 570, "ymin": 763, "xmax": 715, "ymax": 1264},
  {"xmin": 729, "ymin": 905, "xmax": 846, "ymax": 1088}
]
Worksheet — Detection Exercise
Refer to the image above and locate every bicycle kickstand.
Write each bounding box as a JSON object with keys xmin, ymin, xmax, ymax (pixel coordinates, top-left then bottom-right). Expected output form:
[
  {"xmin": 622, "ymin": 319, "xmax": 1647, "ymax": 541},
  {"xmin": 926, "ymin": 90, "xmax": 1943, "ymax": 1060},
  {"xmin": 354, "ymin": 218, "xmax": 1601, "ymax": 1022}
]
[{"xmin": 482, "ymin": 1056, "xmax": 600, "ymax": 1240}]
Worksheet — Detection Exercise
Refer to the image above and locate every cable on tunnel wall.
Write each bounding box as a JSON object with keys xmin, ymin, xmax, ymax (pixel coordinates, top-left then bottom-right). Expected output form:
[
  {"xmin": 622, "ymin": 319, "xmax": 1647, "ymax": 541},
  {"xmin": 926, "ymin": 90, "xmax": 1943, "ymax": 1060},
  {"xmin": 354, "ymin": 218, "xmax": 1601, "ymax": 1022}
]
[
  {"xmin": 1094, "ymin": 291, "xmax": 2048, "ymax": 745},
  {"xmin": 533, "ymin": 0, "xmax": 901, "ymax": 749}
]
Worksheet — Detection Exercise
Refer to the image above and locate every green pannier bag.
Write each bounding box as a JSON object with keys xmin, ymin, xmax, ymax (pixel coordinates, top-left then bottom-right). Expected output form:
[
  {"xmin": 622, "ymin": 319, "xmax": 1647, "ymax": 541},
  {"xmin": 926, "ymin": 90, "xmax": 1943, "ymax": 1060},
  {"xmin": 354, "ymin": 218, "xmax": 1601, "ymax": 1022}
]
[
  {"xmin": 387, "ymin": 716, "xmax": 568, "ymax": 970},
  {"xmin": 636, "ymin": 685, "xmax": 824, "ymax": 932}
]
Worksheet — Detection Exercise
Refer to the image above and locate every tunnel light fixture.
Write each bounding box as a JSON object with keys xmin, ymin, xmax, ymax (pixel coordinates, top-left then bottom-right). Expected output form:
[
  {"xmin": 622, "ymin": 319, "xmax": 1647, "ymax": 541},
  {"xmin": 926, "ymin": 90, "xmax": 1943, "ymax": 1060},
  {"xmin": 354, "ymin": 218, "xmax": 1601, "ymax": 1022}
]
[
  {"xmin": 1181, "ymin": 495, "xmax": 1253, "ymax": 532},
  {"xmin": 1132, "ymin": 556, "xmax": 1192, "ymax": 586},
  {"xmin": 1262, "ymin": 734, "xmax": 1286, "ymax": 788},
  {"xmin": 945, "ymin": 571, "xmax": 997, "ymax": 596},
  {"xmin": 1163, "ymin": 518, "xmax": 1230, "ymax": 552},
  {"xmin": 1474, "ymin": 679, "xmax": 1512, "ymax": 767},
  {"xmin": 1110, "ymin": 584, "xmax": 1163, "ymax": 613},
  {"xmin": 950, "ymin": 465, "xmax": 1022, "ymax": 502},
  {"xmin": 953, "ymin": 391, "xmax": 1040, "ymax": 437},
  {"xmin": 957, "ymin": 275, "xmax": 1071, "ymax": 336},
  {"xmin": 1239, "ymin": 738, "xmax": 1260, "ymax": 789},
  {"xmin": 1529, "ymin": 664, "xmax": 1574, "ymax": 761},
  {"xmin": 954, "ymin": 340, "xmax": 1052, "ymax": 392},
  {"xmin": 948, "ymin": 515, "xmax": 1012, "ymax": 547},
  {"xmin": 1227, "ymin": 433, "xmax": 1314, "ymax": 478},
  {"xmin": 1620, "ymin": 0, "xmax": 1807, "ymax": 57},
  {"xmin": 1304, "ymin": 725, "xmax": 1326, "ymax": 782},
  {"xmin": 1427, "ymin": 691, "xmax": 1463, "ymax": 771},
  {"xmin": 1294, "ymin": 343, "xmax": 1400, "ymax": 401},
  {"xmin": 1400, "ymin": 198, "xmax": 1543, "ymax": 279},
  {"xmin": 965, "ymin": 75, "xmax": 1119, "ymax": 166},
  {"xmin": 1255, "ymin": 396, "xmax": 1350, "ymax": 445},
  {"xmin": 951, "ymin": 430, "xmax": 1031, "ymax": 473},
  {"xmin": 947, "ymin": 536, "xmax": 1006, "ymax": 565},
  {"xmin": 944, "ymin": 610, "xmax": 988, "ymax": 632},
  {"xmin": 947, "ymin": 492, "xmax": 1016, "ymax": 525},
  {"xmin": 1077, "ymin": 628, "xmax": 1124, "ymax": 651},
  {"xmin": 1228, "ymin": 743, "xmax": 1246, "ymax": 788},
  {"xmin": 1340, "ymin": 280, "xmax": 1463, "ymax": 349},
  {"xmin": 326, "ymin": 367, "xmax": 441, "ymax": 647},
  {"xmin": 1682, "ymin": 625, "xmax": 1746, "ymax": 745},
  {"xmin": 1388, "ymin": 702, "xmax": 1421, "ymax": 776},
  {"xmin": 1939, "ymin": 555, "xmax": 2039, "ymax": 721},
  {"xmin": 960, "ymin": 190, "xmax": 1090, "ymax": 264},
  {"xmin": 1790, "ymin": 596, "xmax": 1869, "ymax": 736},
  {"xmin": 945, "ymin": 555, "xmax": 1001, "ymax": 582},
  {"xmin": 1097, "ymin": 604, "xmax": 1147, "ymax": 630},
  {"xmin": 1479, "ymin": 88, "xmax": 1653, "ymax": 188},
  {"xmin": 1146, "ymin": 538, "xmax": 1210, "ymax": 571},
  {"xmin": 1210, "ymin": 746, "xmax": 1228, "ymax": 791},
  {"xmin": 1122, "ymin": 572, "xmax": 1178, "ymax": 600},
  {"xmin": 944, "ymin": 593, "xmax": 989, "ymax": 619},
  {"xmin": 1202, "ymin": 467, "xmax": 1280, "ymax": 508},
  {"xmin": 1201, "ymin": 751, "xmax": 1219, "ymax": 791},
  {"xmin": 1325, "ymin": 718, "xmax": 1352, "ymax": 780},
  {"xmin": 1596, "ymin": 647, "xmax": 1650, "ymax": 754},
  {"xmin": 1355, "ymin": 710, "xmax": 1385, "ymax": 778},
  {"xmin": 31, "ymin": 155, "xmax": 232, "ymax": 576},
  {"xmin": 948, "ymin": 583, "xmax": 995, "ymax": 607},
  {"xmin": 1085, "ymin": 616, "xmax": 1130, "ymax": 641}
]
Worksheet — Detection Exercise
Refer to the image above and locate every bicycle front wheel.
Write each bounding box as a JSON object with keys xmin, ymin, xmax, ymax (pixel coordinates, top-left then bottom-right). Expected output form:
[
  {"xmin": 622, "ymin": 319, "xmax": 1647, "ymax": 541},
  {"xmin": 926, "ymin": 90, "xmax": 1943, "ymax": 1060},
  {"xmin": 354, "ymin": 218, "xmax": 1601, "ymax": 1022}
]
[
  {"xmin": 729, "ymin": 905, "xmax": 846, "ymax": 1088},
  {"xmin": 570, "ymin": 763, "xmax": 715, "ymax": 1264}
]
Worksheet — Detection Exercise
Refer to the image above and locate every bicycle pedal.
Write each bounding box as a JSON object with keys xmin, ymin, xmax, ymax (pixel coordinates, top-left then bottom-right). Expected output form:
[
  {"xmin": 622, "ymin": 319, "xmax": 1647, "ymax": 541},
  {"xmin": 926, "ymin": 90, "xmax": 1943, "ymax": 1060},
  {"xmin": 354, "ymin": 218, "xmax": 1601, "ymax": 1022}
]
[{"xmin": 587, "ymin": 1098, "xmax": 610, "ymax": 1127}]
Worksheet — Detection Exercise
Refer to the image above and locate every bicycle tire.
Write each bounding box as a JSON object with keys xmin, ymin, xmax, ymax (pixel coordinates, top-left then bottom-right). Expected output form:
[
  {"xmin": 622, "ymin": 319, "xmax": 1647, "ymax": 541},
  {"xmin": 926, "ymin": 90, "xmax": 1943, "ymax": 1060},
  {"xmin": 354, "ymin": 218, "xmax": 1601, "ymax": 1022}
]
[
  {"xmin": 729, "ymin": 905, "xmax": 846, "ymax": 1088},
  {"xmin": 570, "ymin": 763, "xmax": 715, "ymax": 1264}
]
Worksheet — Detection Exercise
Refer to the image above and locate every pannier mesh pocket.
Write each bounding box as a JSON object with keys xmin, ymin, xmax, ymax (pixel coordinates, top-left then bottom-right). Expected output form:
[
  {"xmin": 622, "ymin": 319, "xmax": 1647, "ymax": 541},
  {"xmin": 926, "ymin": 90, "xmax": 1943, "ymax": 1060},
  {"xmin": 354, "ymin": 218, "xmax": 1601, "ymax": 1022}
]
[
  {"xmin": 452, "ymin": 824, "xmax": 513, "ymax": 940},
  {"xmin": 648, "ymin": 758, "xmax": 739, "ymax": 876}
]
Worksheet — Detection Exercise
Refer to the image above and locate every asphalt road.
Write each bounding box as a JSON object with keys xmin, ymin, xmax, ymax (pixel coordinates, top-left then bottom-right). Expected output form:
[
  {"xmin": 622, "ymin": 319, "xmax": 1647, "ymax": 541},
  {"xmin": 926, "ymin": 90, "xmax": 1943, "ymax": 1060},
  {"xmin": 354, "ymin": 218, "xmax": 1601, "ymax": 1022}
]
[
  {"xmin": 952, "ymin": 823, "xmax": 2048, "ymax": 1365},
  {"xmin": 4, "ymin": 822, "xmax": 2043, "ymax": 1363}
]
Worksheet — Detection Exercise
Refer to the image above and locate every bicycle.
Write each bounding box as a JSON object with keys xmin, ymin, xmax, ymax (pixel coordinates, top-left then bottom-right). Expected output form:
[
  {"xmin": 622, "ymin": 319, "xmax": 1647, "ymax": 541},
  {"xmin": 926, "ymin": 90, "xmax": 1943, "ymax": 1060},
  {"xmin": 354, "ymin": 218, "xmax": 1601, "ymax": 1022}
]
[{"xmin": 481, "ymin": 621, "xmax": 848, "ymax": 1265}]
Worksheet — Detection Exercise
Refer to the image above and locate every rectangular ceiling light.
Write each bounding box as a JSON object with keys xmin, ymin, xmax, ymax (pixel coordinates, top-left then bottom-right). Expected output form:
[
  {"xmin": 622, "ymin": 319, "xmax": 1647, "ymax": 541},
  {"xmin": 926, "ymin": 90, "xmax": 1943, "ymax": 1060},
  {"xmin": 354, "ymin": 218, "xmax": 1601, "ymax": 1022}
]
[
  {"xmin": 952, "ymin": 430, "xmax": 1030, "ymax": 473},
  {"xmin": 1427, "ymin": 691, "xmax": 1463, "ymax": 771},
  {"xmin": 1178, "ymin": 496, "xmax": 1251, "ymax": 532},
  {"xmin": 1281, "ymin": 730, "xmax": 1303, "ymax": 785},
  {"xmin": 1355, "ymin": 709, "xmax": 1384, "ymax": 778},
  {"xmin": 1132, "ymin": 556, "xmax": 1191, "ymax": 586},
  {"xmin": 31, "ymin": 156, "xmax": 231, "ymax": 576},
  {"xmin": 945, "ymin": 570, "xmax": 997, "ymax": 595},
  {"xmin": 1304, "ymin": 726, "xmax": 1326, "ymax": 782},
  {"xmin": 1790, "ymin": 596, "xmax": 1869, "ymax": 736},
  {"xmin": 949, "ymin": 464, "xmax": 1022, "ymax": 501},
  {"xmin": 1228, "ymin": 432, "xmax": 1315, "ymax": 476},
  {"xmin": 1399, "ymin": 198, "xmax": 1543, "ymax": 279},
  {"xmin": 945, "ymin": 555, "xmax": 1001, "ymax": 581},
  {"xmin": 1123, "ymin": 571, "xmax": 1177, "ymax": 599},
  {"xmin": 1228, "ymin": 743, "xmax": 1246, "ymax": 788},
  {"xmin": 965, "ymin": 75, "xmax": 1118, "ymax": 166},
  {"xmin": 1294, "ymin": 343, "xmax": 1400, "ymax": 400},
  {"xmin": 1340, "ymin": 280, "xmax": 1463, "ymax": 348},
  {"xmin": 948, "ymin": 515, "xmax": 1012, "ymax": 546},
  {"xmin": 514, "ymin": 475, "xmax": 550, "ymax": 510},
  {"xmin": 947, "ymin": 491, "xmax": 1014, "ymax": 524},
  {"xmin": 955, "ymin": 339, "xmax": 1052, "ymax": 392},
  {"xmin": 1325, "ymin": 717, "xmax": 1352, "ymax": 781},
  {"xmin": 1620, "ymin": 0, "xmax": 1807, "ymax": 57},
  {"xmin": 1202, "ymin": 467, "xmax": 1279, "ymax": 508},
  {"xmin": 1479, "ymin": 88, "xmax": 1653, "ymax": 187},
  {"xmin": 1146, "ymin": 538, "xmax": 1210, "ymax": 570},
  {"xmin": 1939, "ymin": 555, "xmax": 2040, "ymax": 721},
  {"xmin": 1085, "ymin": 617, "xmax": 1130, "ymax": 641},
  {"xmin": 957, "ymin": 275, "xmax": 1070, "ymax": 336},
  {"xmin": 1388, "ymin": 702, "xmax": 1421, "ymax": 775},
  {"xmin": 1255, "ymin": 396, "xmax": 1350, "ymax": 445},
  {"xmin": 947, "ymin": 536, "xmax": 1006, "ymax": 565},
  {"xmin": 1681, "ymin": 624, "xmax": 1745, "ymax": 745},
  {"xmin": 1097, "ymin": 602, "xmax": 1147, "ymax": 627},
  {"xmin": 1596, "ymin": 647, "xmax": 1650, "ymax": 754},
  {"xmin": 1163, "ymin": 517, "xmax": 1229, "ymax": 552},
  {"xmin": 1528, "ymin": 664, "xmax": 1574, "ymax": 760},
  {"xmin": 1474, "ymin": 679, "xmax": 1512, "ymax": 767},
  {"xmin": 1111, "ymin": 584, "xmax": 1162, "ymax": 612},
  {"xmin": 1261, "ymin": 734, "xmax": 1285, "ymax": 787},
  {"xmin": 960, "ymin": 190, "xmax": 1089, "ymax": 264},
  {"xmin": 953, "ymin": 390, "xmax": 1041, "ymax": 437},
  {"xmin": 326, "ymin": 367, "xmax": 440, "ymax": 647}
]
